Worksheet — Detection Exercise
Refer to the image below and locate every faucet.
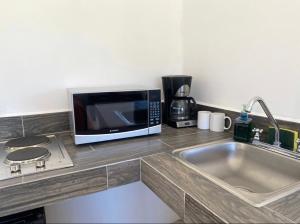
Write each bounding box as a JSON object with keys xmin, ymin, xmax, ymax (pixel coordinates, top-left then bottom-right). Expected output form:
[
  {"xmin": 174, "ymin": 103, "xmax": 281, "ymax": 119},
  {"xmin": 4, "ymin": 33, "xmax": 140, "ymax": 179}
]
[{"xmin": 245, "ymin": 96, "xmax": 281, "ymax": 147}]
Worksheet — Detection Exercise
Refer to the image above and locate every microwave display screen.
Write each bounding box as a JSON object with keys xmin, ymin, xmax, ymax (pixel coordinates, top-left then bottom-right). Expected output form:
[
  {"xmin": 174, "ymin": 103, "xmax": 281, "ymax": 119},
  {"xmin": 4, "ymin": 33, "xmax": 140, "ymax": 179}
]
[{"xmin": 73, "ymin": 91, "xmax": 148, "ymax": 135}]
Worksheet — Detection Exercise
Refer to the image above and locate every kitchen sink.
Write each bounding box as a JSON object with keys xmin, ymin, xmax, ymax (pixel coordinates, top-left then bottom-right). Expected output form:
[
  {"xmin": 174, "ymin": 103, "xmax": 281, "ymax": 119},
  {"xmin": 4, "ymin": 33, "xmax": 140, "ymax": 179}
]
[{"xmin": 173, "ymin": 140, "xmax": 300, "ymax": 207}]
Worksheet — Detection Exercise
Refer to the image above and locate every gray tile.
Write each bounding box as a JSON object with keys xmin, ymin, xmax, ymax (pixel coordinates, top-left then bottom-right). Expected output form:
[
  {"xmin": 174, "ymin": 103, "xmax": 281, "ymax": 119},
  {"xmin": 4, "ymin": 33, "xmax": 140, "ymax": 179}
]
[
  {"xmin": 160, "ymin": 125, "xmax": 201, "ymax": 138},
  {"xmin": 0, "ymin": 117, "xmax": 296, "ymax": 223},
  {"xmin": 0, "ymin": 177, "xmax": 23, "ymax": 189},
  {"xmin": 173, "ymin": 219, "xmax": 184, "ymax": 224},
  {"xmin": 160, "ymin": 131, "xmax": 231, "ymax": 149},
  {"xmin": 23, "ymin": 112, "xmax": 69, "ymax": 136},
  {"xmin": 184, "ymin": 194, "xmax": 225, "ymax": 224},
  {"xmin": 0, "ymin": 167, "xmax": 107, "ymax": 217},
  {"xmin": 141, "ymin": 160, "xmax": 185, "ymax": 218},
  {"xmin": 0, "ymin": 116, "xmax": 23, "ymax": 140},
  {"xmin": 86, "ymin": 137, "xmax": 172, "ymax": 167},
  {"xmin": 268, "ymin": 191, "xmax": 300, "ymax": 223},
  {"xmin": 107, "ymin": 160, "xmax": 140, "ymax": 188},
  {"xmin": 56, "ymin": 133, "xmax": 94, "ymax": 162},
  {"xmin": 19, "ymin": 134, "xmax": 168, "ymax": 183}
]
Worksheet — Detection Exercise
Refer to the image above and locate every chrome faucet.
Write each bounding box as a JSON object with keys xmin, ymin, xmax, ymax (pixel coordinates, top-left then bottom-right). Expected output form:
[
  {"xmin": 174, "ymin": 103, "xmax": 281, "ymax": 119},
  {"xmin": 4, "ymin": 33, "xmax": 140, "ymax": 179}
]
[{"xmin": 245, "ymin": 96, "xmax": 281, "ymax": 147}]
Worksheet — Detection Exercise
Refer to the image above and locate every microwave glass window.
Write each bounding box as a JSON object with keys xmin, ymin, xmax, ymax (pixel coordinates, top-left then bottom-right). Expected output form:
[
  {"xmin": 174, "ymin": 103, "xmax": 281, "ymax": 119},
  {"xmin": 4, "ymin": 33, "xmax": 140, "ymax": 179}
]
[{"xmin": 73, "ymin": 91, "xmax": 148, "ymax": 135}]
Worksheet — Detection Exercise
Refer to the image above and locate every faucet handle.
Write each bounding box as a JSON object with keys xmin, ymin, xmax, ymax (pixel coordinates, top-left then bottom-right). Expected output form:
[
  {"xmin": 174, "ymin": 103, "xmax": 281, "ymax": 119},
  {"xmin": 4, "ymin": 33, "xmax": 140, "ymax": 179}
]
[{"xmin": 252, "ymin": 128, "xmax": 263, "ymax": 141}]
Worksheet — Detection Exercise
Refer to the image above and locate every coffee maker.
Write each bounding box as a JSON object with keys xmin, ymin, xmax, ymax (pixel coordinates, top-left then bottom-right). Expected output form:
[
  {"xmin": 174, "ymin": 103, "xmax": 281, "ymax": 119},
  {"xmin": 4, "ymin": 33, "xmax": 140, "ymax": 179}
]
[{"xmin": 162, "ymin": 75, "xmax": 197, "ymax": 128}]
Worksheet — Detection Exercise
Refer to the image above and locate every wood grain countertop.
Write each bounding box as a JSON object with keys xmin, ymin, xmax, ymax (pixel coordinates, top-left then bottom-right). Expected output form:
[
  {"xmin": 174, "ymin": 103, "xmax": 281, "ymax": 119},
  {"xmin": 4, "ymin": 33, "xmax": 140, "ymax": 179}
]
[{"xmin": 0, "ymin": 125, "xmax": 299, "ymax": 223}]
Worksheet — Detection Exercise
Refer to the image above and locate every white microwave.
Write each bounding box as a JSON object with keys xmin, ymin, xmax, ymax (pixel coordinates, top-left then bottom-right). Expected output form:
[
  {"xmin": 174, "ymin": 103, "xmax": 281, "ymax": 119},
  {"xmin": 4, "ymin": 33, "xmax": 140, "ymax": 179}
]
[{"xmin": 68, "ymin": 87, "xmax": 161, "ymax": 145}]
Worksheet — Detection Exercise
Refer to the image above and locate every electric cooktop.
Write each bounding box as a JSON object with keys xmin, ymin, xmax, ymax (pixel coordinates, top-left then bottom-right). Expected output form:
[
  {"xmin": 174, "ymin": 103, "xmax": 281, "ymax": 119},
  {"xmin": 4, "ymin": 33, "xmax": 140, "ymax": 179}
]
[{"xmin": 0, "ymin": 135, "xmax": 73, "ymax": 181}]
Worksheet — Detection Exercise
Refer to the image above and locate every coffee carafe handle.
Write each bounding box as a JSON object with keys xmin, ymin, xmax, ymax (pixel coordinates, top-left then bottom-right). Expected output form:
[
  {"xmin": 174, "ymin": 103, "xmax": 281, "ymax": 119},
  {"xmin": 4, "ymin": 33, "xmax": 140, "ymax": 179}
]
[
  {"xmin": 186, "ymin": 97, "xmax": 197, "ymax": 105},
  {"xmin": 187, "ymin": 97, "xmax": 197, "ymax": 119}
]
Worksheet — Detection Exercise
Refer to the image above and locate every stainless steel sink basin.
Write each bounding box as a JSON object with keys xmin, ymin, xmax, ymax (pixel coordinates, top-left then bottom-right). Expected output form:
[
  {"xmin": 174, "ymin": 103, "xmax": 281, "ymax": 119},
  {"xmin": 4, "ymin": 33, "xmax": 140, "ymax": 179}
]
[{"xmin": 173, "ymin": 140, "xmax": 300, "ymax": 207}]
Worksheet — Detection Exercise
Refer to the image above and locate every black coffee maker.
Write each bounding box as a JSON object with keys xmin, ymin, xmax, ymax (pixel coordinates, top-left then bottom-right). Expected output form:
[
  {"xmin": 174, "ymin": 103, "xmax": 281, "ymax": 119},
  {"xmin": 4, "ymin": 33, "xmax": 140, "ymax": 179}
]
[{"xmin": 162, "ymin": 75, "xmax": 197, "ymax": 128}]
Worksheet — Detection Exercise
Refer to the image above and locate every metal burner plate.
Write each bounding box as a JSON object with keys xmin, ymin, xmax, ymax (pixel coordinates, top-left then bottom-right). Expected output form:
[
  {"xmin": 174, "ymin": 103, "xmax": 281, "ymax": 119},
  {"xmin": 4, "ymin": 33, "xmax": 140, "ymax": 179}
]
[
  {"xmin": 4, "ymin": 136, "xmax": 50, "ymax": 149},
  {"xmin": 5, "ymin": 147, "xmax": 51, "ymax": 165},
  {"xmin": 0, "ymin": 135, "xmax": 73, "ymax": 181}
]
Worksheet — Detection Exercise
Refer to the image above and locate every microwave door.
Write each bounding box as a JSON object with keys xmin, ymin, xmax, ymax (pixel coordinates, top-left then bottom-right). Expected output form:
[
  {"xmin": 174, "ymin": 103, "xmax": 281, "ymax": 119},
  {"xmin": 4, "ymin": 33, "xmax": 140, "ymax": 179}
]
[
  {"xmin": 95, "ymin": 103, "xmax": 137, "ymax": 128},
  {"xmin": 73, "ymin": 91, "xmax": 150, "ymax": 137}
]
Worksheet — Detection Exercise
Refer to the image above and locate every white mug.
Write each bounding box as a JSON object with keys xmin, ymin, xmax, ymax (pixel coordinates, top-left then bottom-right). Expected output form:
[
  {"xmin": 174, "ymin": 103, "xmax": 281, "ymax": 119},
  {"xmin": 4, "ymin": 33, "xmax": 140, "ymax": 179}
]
[
  {"xmin": 210, "ymin": 113, "xmax": 232, "ymax": 132},
  {"xmin": 197, "ymin": 111, "xmax": 211, "ymax": 130}
]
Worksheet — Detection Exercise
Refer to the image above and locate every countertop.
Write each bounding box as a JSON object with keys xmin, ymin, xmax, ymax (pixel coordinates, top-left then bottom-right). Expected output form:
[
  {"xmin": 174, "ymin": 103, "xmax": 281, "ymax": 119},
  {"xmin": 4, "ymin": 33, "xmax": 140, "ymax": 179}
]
[{"xmin": 0, "ymin": 126, "xmax": 299, "ymax": 223}]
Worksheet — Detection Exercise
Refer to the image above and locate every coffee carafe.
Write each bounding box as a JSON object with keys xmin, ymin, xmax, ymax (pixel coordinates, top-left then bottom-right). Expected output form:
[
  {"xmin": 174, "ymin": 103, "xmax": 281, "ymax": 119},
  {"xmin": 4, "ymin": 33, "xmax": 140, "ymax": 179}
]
[
  {"xmin": 170, "ymin": 97, "xmax": 196, "ymax": 121},
  {"xmin": 162, "ymin": 75, "xmax": 197, "ymax": 128}
]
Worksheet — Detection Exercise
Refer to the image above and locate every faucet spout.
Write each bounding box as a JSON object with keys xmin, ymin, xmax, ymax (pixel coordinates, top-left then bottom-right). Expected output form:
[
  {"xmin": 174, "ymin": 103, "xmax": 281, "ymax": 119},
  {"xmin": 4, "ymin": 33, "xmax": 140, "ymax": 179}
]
[{"xmin": 245, "ymin": 96, "xmax": 281, "ymax": 147}]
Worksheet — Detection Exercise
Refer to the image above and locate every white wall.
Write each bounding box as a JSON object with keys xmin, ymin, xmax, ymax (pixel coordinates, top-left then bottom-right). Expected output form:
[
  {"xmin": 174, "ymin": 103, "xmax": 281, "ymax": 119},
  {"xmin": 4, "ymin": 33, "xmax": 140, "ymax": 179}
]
[
  {"xmin": 0, "ymin": 0, "xmax": 182, "ymax": 117},
  {"xmin": 0, "ymin": 2, "xmax": 182, "ymax": 221},
  {"xmin": 183, "ymin": 0, "xmax": 300, "ymax": 122},
  {"xmin": 45, "ymin": 182, "xmax": 179, "ymax": 223},
  {"xmin": 2, "ymin": 0, "xmax": 299, "ymax": 122}
]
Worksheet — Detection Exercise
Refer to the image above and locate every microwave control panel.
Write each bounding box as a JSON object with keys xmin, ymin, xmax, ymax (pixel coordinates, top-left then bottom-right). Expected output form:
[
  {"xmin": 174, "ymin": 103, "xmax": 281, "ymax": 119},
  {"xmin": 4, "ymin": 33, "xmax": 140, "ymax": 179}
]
[{"xmin": 149, "ymin": 90, "xmax": 161, "ymax": 127}]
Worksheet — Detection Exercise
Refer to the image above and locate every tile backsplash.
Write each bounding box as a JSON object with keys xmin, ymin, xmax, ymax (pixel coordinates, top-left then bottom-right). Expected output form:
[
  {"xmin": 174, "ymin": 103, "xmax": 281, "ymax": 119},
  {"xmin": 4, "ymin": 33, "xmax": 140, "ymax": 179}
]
[
  {"xmin": 196, "ymin": 104, "xmax": 300, "ymax": 142},
  {"xmin": 0, "ymin": 117, "xmax": 24, "ymax": 140},
  {"xmin": 0, "ymin": 112, "xmax": 70, "ymax": 141},
  {"xmin": 23, "ymin": 112, "xmax": 69, "ymax": 137},
  {"xmin": 0, "ymin": 104, "xmax": 299, "ymax": 141}
]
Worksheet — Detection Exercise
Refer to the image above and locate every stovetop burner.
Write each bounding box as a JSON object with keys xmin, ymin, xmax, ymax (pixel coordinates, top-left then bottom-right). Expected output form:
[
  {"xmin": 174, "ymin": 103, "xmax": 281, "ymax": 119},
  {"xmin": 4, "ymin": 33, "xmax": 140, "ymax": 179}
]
[
  {"xmin": 5, "ymin": 147, "xmax": 51, "ymax": 165},
  {"xmin": 4, "ymin": 136, "xmax": 50, "ymax": 149},
  {"xmin": 0, "ymin": 135, "xmax": 73, "ymax": 181}
]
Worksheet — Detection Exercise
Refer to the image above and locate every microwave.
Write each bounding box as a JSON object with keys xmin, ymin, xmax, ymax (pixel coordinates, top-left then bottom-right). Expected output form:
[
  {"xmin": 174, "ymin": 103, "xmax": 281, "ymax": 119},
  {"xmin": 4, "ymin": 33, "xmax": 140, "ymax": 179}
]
[{"xmin": 68, "ymin": 87, "xmax": 161, "ymax": 145}]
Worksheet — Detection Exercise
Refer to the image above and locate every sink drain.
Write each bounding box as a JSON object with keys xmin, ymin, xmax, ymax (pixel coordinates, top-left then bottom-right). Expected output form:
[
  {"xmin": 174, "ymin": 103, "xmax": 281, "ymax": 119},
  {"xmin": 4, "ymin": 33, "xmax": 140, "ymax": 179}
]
[{"xmin": 235, "ymin": 186, "xmax": 255, "ymax": 193}]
